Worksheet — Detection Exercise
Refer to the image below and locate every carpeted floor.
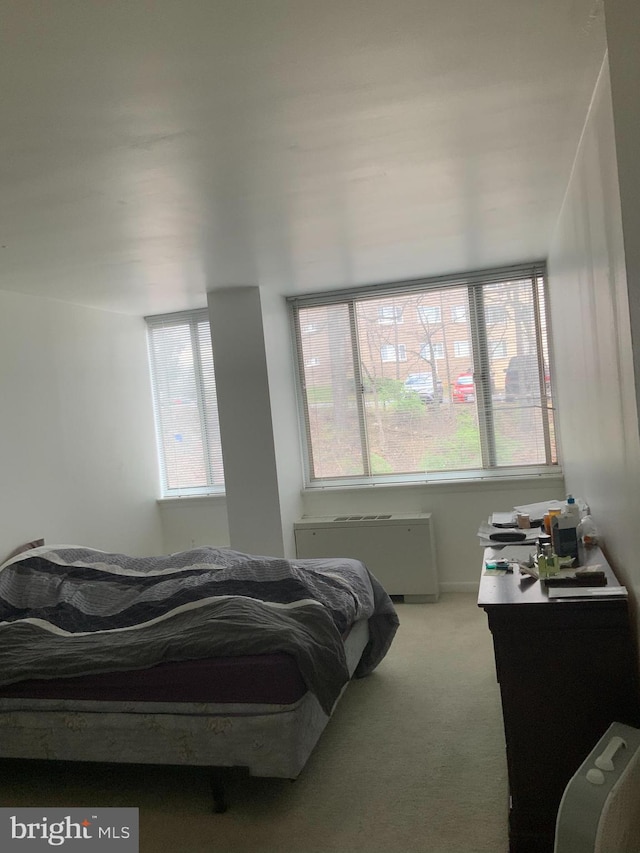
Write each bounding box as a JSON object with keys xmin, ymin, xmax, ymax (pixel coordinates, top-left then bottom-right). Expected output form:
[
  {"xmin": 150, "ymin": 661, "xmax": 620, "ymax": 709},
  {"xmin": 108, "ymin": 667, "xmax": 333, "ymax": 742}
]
[{"xmin": 0, "ymin": 594, "xmax": 509, "ymax": 852}]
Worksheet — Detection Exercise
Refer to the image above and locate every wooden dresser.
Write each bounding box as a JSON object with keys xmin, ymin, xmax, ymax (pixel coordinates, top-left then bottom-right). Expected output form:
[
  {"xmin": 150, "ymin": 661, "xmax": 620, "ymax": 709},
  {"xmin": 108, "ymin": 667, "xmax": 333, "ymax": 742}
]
[{"xmin": 478, "ymin": 544, "xmax": 640, "ymax": 853}]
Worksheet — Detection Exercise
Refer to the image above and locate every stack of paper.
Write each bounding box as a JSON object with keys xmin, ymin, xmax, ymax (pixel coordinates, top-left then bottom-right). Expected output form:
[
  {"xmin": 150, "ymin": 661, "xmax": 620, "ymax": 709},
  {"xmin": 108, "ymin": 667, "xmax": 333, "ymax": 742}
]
[
  {"xmin": 512, "ymin": 500, "xmax": 563, "ymax": 525},
  {"xmin": 490, "ymin": 511, "xmax": 517, "ymax": 528},
  {"xmin": 479, "ymin": 498, "xmax": 580, "ymax": 546},
  {"xmin": 547, "ymin": 586, "xmax": 627, "ymax": 599}
]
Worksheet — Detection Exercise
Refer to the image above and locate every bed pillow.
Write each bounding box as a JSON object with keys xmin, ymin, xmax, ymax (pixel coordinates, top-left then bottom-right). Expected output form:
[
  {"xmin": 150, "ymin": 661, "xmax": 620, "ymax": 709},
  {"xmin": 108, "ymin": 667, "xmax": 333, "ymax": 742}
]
[{"xmin": 2, "ymin": 538, "xmax": 45, "ymax": 563}]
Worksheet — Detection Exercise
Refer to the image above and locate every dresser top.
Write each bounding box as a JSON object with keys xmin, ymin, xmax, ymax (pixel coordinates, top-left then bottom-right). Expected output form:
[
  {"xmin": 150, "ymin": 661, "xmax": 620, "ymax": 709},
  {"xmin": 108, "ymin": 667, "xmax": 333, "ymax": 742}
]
[{"xmin": 477, "ymin": 543, "xmax": 626, "ymax": 608}]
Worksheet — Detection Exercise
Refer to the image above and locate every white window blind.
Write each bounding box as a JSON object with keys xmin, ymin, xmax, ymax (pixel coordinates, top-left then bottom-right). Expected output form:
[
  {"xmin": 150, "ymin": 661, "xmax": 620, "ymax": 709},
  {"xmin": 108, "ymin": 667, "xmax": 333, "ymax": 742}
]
[
  {"xmin": 381, "ymin": 344, "xmax": 407, "ymax": 362},
  {"xmin": 146, "ymin": 310, "xmax": 225, "ymax": 496},
  {"xmin": 418, "ymin": 305, "xmax": 442, "ymax": 324},
  {"xmin": 378, "ymin": 305, "xmax": 404, "ymax": 324},
  {"xmin": 289, "ymin": 263, "xmax": 556, "ymax": 485}
]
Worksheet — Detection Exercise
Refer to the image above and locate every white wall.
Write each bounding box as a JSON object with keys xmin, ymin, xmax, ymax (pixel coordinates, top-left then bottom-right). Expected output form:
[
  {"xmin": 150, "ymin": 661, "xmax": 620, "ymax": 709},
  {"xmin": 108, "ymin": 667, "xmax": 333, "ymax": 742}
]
[
  {"xmin": 0, "ymin": 290, "xmax": 163, "ymax": 559},
  {"xmin": 548, "ymin": 56, "xmax": 640, "ymax": 618},
  {"xmin": 301, "ymin": 476, "xmax": 565, "ymax": 590},
  {"xmin": 605, "ymin": 0, "xmax": 640, "ymax": 430},
  {"xmin": 159, "ymin": 474, "xmax": 565, "ymax": 588},
  {"xmin": 158, "ymin": 495, "xmax": 229, "ymax": 554}
]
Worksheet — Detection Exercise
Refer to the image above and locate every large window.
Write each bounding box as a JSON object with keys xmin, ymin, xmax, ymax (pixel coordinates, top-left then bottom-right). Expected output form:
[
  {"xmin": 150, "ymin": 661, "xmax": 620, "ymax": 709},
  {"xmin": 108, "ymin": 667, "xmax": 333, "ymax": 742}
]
[
  {"xmin": 290, "ymin": 263, "xmax": 556, "ymax": 485},
  {"xmin": 146, "ymin": 310, "xmax": 224, "ymax": 497}
]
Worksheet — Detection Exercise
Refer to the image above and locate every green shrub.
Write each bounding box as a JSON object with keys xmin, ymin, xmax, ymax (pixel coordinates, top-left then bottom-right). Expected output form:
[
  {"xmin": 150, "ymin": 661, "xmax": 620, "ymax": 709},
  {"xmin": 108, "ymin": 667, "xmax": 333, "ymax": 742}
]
[{"xmin": 368, "ymin": 377, "xmax": 424, "ymax": 413}]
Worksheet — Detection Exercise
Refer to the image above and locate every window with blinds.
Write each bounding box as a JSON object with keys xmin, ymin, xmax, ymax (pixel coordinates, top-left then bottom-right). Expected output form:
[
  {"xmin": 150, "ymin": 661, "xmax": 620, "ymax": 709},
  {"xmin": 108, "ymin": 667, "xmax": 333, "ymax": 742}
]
[
  {"xmin": 146, "ymin": 310, "xmax": 225, "ymax": 496},
  {"xmin": 289, "ymin": 263, "xmax": 557, "ymax": 485}
]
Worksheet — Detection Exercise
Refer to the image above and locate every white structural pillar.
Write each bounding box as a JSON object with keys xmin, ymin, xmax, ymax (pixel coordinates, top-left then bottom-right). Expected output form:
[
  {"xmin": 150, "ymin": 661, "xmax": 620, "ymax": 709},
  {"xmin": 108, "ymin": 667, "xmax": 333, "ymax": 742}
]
[{"xmin": 207, "ymin": 286, "xmax": 302, "ymax": 557}]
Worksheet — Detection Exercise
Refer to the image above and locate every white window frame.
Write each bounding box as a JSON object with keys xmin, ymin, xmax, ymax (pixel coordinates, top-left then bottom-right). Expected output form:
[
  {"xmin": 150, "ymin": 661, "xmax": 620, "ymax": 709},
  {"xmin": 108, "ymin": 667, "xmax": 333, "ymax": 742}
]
[
  {"xmin": 289, "ymin": 262, "xmax": 556, "ymax": 487},
  {"xmin": 146, "ymin": 309, "xmax": 225, "ymax": 498}
]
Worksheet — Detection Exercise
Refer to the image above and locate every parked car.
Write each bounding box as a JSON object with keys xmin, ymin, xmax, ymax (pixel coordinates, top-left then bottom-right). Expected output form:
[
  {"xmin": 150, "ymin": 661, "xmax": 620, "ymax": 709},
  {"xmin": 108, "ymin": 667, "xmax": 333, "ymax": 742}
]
[
  {"xmin": 504, "ymin": 355, "xmax": 550, "ymax": 401},
  {"xmin": 452, "ymin": 371, "xmax": 475, "ymax": 402},
  {"xmin": 403, "ymin": 372, "xmax": 443, "ymax": 403}
]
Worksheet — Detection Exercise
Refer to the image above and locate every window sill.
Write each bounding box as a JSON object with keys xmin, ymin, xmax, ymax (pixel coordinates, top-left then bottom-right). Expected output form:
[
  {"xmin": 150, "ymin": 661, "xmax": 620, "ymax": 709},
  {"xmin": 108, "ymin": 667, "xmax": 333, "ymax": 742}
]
[
  {"xmin": 157, "ymin": 493, "xmax": 227, "ymax": 506},
  {"xmin": 302, "ymin": 467, "xmax": 563, "ymax": 495}
]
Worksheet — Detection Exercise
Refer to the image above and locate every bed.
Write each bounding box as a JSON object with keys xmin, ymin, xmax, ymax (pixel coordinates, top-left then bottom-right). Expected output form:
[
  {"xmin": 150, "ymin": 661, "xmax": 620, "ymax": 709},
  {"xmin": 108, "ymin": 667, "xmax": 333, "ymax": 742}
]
[{"xmin": 0, "ymin": 543, "xmax": 399, "ymax": 810}]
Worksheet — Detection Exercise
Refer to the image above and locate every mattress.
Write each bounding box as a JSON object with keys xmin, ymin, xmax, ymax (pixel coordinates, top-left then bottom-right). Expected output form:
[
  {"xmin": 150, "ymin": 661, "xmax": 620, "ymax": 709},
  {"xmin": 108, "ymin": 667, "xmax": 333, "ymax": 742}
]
[
  {"xmin": 0, "ymin": 652, "xmax": 307, "ymax": 705},
  {"xmin": 0, "ymin": 619, "xmax": 369, "ymax": 714}
]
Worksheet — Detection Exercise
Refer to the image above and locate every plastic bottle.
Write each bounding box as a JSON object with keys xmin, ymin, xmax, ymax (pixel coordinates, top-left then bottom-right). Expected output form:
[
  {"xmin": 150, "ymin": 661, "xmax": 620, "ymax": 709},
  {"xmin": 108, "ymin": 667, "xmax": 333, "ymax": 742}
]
[
  {"xmin": 537, "ymin": 533, "xmax": 552, "ymax": 553},
  {"xmin": 544, "ymin": 508, "xmax": 561, "ymax": 534},
  {"xmin": 577, "ymin": 515, "xmax": 598, "ymax": 548},
  {"xmin": 564, "ymin": 495, "xmax": 581, "ymax": 525},
  {"xmin": 544, "ymin": 543, "xmax": 559, "ymax": 576},
  {"xmin": 552, "ymin": 496, "xmax": 580, "ymax": 558},
  {"xmin": 538, "ymin": 552, "xmax": 548, "ymax": 578}
]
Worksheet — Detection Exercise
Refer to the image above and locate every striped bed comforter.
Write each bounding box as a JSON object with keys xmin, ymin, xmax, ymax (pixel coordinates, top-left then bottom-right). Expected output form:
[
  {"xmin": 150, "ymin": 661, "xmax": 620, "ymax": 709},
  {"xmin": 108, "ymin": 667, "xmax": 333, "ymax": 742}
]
[{"xmin": 0, "ymin": 545, "xmax": 399, "ymax": 714}]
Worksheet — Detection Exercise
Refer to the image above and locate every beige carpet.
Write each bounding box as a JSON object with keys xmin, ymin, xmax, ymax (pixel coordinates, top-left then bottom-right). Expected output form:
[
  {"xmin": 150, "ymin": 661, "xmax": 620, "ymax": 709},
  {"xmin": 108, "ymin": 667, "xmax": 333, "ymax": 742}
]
[{"xmin": 0, "ymin": 594, "xmax": 509, "ymax": 853}]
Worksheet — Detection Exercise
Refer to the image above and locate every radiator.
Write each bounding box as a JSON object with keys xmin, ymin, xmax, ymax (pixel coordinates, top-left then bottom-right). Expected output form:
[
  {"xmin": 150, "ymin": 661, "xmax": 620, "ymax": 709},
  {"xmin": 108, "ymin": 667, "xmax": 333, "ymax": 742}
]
[
  {"xmin": 293, "ymin": 513, "xmax": 438, "ymax": 602},
  {"xmin": 555, "ymin": 722, "xmax": 640, "ymax": 853}
]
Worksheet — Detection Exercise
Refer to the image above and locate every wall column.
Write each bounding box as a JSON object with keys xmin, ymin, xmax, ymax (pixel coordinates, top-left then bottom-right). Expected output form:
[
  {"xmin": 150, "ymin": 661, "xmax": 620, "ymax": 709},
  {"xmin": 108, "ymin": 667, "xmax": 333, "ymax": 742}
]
[{"xmin": 207, "ymin": 286, "xmax": 303, "ymax": 557}]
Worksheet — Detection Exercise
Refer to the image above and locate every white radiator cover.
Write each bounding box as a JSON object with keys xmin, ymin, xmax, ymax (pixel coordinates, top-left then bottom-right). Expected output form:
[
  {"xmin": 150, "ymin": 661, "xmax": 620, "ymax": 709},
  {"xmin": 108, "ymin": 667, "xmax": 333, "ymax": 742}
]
[{"xmin": 294, "ymin": 513, "xmax": 438, "ymax": 602}]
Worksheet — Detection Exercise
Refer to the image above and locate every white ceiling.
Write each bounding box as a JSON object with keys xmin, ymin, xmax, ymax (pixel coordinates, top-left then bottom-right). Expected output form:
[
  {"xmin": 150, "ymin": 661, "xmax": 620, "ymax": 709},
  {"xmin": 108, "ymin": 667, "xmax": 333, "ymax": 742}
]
[{"xmin": 0, "ymin": 0, "xmax": 606, "ymax": 316}]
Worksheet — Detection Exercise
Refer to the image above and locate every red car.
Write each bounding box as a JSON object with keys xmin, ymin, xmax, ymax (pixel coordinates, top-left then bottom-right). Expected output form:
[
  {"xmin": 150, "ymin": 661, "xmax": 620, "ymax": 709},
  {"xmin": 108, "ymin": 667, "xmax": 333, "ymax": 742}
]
[{"xmin": 452, "ymin": 371, "xmax": 475, "ymax": 402}]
